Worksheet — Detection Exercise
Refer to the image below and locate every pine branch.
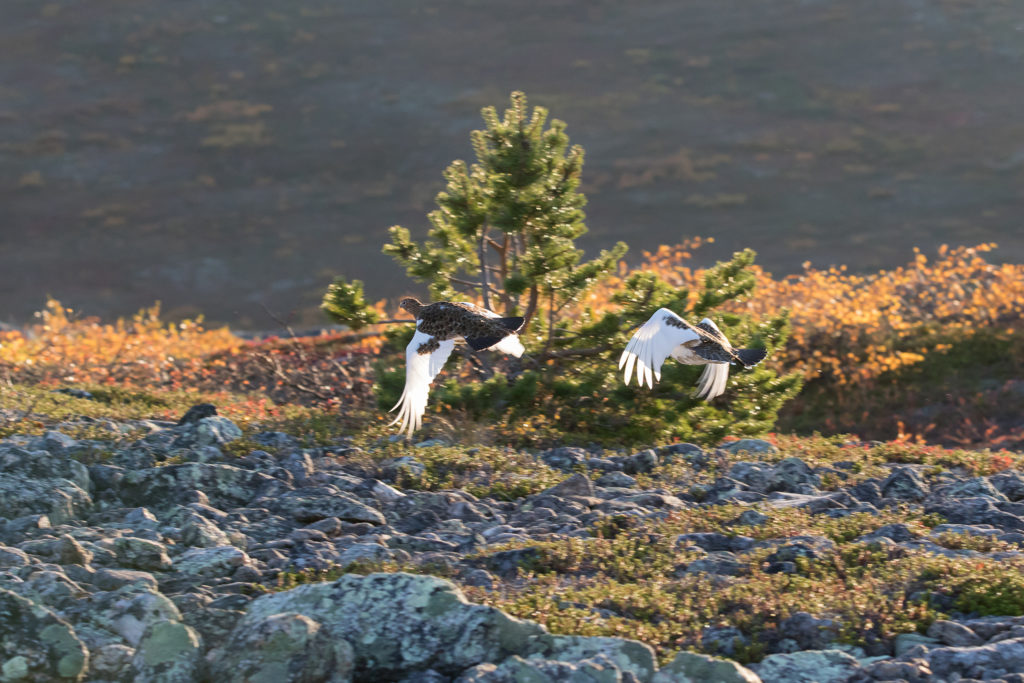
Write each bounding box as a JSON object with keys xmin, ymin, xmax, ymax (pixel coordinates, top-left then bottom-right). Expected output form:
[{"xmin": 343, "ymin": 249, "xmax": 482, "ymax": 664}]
[{"xmin": 449, "ymin": 276, "xmax": 484, "ymax": 289}]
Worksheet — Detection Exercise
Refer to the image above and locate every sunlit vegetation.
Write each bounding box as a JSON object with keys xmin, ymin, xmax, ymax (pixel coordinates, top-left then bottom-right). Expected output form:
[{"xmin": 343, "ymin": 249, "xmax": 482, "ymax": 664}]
[{"xmin": 3, "ymin": 237, "xmax": 1024, "ymax": 449}]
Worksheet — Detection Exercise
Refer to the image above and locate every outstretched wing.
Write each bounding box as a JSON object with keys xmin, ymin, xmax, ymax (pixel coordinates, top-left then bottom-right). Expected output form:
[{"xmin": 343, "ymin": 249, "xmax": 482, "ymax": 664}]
[
  {"xmin": 388, "ymin": 329, "xmax": 456, "ymax": 438},
  {"xmin": 619, "ymin": 308, "xmax": 702, "ymax": 388}
]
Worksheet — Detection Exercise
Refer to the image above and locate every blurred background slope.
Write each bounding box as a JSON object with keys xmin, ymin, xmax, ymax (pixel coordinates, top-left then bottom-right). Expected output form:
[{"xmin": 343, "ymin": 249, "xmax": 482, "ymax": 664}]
[{"xmin": 3, "ymin": 0, "xmax": 1023, "ymax": 326}]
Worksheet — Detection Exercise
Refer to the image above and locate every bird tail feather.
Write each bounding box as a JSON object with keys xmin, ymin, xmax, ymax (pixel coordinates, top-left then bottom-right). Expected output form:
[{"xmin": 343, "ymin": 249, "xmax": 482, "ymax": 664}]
[
  {"xmin": 497, "ymin": 316, "xmax": 525, "ymax": 332},
  {"xmin": 736, "ymin": 348, "xmax": 767, "ymax": 368},
  {"xmin": 465, "ymin": 335, "xmax": 504, "ymax": 351}
]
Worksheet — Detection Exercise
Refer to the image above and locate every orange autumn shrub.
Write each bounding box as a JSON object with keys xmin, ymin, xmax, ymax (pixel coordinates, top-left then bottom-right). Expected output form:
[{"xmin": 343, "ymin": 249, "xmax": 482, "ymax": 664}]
[
  {"xmin": 734, "ymin": 243, "xmax": 1024, "ymax": 385},
  {"xmin": 0, "ymin": 298, "xmax": 239, "ymax": 385},
  {"xmin": 597, "ymin": 241, "xmax": 1024, "ymax": 387}
]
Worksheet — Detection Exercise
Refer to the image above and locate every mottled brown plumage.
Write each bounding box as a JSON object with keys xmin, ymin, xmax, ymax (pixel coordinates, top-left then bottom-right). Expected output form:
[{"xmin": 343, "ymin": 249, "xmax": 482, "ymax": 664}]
[
  {"xmin": 389, "ymin": 298, "xmax": 525, "ymax": 437},
  {"xmin": 399, "ymin": 298, "xmax": 524, "ymax": 351}
]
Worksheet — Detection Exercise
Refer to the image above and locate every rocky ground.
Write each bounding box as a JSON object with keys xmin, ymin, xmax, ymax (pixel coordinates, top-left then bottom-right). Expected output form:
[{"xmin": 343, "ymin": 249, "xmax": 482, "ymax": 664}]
[{"xmin": 4, "ymin": 406, "xmax": 1024, "ymax": 681}]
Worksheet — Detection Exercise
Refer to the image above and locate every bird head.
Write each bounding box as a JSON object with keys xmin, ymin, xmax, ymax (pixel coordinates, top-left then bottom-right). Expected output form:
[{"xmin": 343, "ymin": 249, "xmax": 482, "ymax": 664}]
[{"xmin": 399, "ymin": 297, "xmax": 423, "ymax": 316}]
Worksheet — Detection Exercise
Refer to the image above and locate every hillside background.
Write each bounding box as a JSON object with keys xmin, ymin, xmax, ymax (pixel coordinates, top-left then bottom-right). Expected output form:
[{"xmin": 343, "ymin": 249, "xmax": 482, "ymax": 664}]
[{"xmin": 4, "ymin": 0, "xmax": 1024, "ymax": 327}]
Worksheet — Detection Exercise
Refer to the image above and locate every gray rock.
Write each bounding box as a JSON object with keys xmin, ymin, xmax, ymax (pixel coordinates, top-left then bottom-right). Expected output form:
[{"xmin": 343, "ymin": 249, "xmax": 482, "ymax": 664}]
[
  {"xmin": 93, "ymin": 568, "xmax": 158, "ymax": 592},
  {"xmin": 700, "ymin": 626, "xmax": 750, "ymax": 656},
  {"xmin": 0, "ymin": 587, "xmax": 89, "ymax": 681},
  {"xmin": 623, "ymin": 450, "xmax": 659, "ymax": 475},
  {"xmin": 881, "ymin": 467, "xmax": 930, "ymax": 502},
  {"xmin": 927, "ymin": 619, "xmax": 984, "ymax": 647},
  {"xmin": 893, "ymin": 632, "xmax": 939, "ymax": 656},
  {"xmin": 338, "ymin": 542, "xmax": 397, "ymax": 567},
  {"xmin": 991, "ymin": 471, "xmax": 1024, "ymax": 501},
  {"xmin": 173, "ymin": 545, "xmax": 252, "ymax": 578},
  {"xmin": 88, "ymin": 643, "xmax": 135, "ymax": 682},
  {"xmin": 728, "ymin": 462, "xmax": 774, "ymax": 491},
  {"xmin": 778, "ymin": 612, "xmax": 840, "ymax": 651},
  {"xmin": 0, "ymin": 544, "xmax": 30, "ymax": 567},
  {"xmin": 180, "ymin": 514, "xmax": 232, "ymax": 548},
  {"xmin": 87, "ymin": 584, "xmax": 182, "ymax": 646},
  {"xmin": 55, "ymin": 534, "xmax": 93, "ymax": 566},
  {"xmin": 113, "ymin": 537, "xmax": 172, "ymax": 571},
  {"xmin": 943, "ymin": 477, "xmax": 1008, "ymax": 502},
  {"xmin": 232, "ymin": 572, "xmax": 545, "ymax": 679},
  {"xmin": 731, "ymin": 510, "xmax": 769, "ymax": 527},
  {"xmin": 654, "ymin": 442, "xmax": 705, "ymax": 464},
  {"xmin": 926, "ymin": 636, "xmax": 1024, "ymax": 679},
  {"xmin": 750, "ymin": 649, "xmax": 860, "ymax": 682},
  {"xmin": 194, "ymin": 416, "xmax": 242, "ymax": 447},
  {"xmin": 544, "ymin": 473, "xmax": 595, "ymax": 498},
  {"xmin": 862, "ymin": 657, "xmax": 932, "ymax": 682},
  {"xmin": 208, "ymin": 612, "xmax": 354, "ymax": 683},
  {"xmin": 119, "ymin": 463, "xmax": 285, "ymax": 511},
  {"xmin": 131, "ymin": 619, "xmax": 202, "ymax": 683},
  {"xmin": 530, "ymin": 634, "xmax": 656, "ymax": 682},
  {"xmin": 596, "ymin": 472, "xmax": 637, "ymax": 488},
  {"xmin": 926, "ymin": 497, "xmax": 1024, "ymax": 532},
  {"xmin": 456, "ymin": 654, "xmax": 625, "ymax": 683},
  {"xmin": 652, "ymin": 651, "xmax": 761, "ymax": 683},
  {"xmin": 858, "ymin": 523, "xmax": 920, "ymax": 544},
  {"xmin": 0, "ymin": 472, "xmax": 92, "ymax": 524},
  {"xmin": 540, "ymin": 447, "xmax": 589, "ymax": 471},
  {"xmin": 272, "ymin": 488, "xmax": 385, "ymax": 525},
  {"xmin": 20, "ymin": 570, "xmax": 87, "ymax": 610},
  {"xmin": 676, "ymin": 533, "xmax": 753, "ymax": 553},
  {"xmin": 767, "ymin": 457, "xmax": 820, "ymax": 493}
]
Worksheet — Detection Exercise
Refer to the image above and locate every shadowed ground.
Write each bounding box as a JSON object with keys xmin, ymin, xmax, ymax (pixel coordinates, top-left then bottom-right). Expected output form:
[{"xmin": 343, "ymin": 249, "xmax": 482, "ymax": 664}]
[{"xmin": 3, "ymin": 0, "xmax": 1023, "ymax": 326}]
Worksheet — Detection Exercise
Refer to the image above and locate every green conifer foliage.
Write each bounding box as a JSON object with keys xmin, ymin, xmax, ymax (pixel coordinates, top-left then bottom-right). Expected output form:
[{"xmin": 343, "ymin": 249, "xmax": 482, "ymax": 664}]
[{"xmin": 324, "ymin": 92, "xmax": 803, "ymax": 445}]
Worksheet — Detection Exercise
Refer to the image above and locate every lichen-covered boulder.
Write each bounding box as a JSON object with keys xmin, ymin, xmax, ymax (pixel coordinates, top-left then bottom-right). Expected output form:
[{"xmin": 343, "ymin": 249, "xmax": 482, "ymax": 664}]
[
  {"xmin": 208, "ymin": 612, "xmax": 354, "ymax": 683},
  {"xmin": 118, "ymin": 463, "xmax": 286, "ymax": 511},
  {"xmin": 749, "ymin": 649, "xmax": 860, "ymax": 683},
  {"xmin": 85, "ymin": 584, "xmax": 182, "ymax": 647},
  {"xmin": 191, "ymin": 416, "xmax": 243, "ymax": 448},
  {"xmin": 456, "ymin": 654, "xmax": 627, "ymax": 683},
  {"xmin": 0, "ymin": 443, "xmax": 91, "ymax": 491},
  {"xmin": 767, "ymin": 457, "xmax": 820, "ymax": 493},
  {"xmin": 0, "ymin": 588, "xmax": 89, "ymax": 681},
  {"xmin": 227, "ymin": 572, "xmax": 545, "ymax": 680},
  {"xmin": 0, "ymin": 472, "xmax": 92, "ymax": 524},
  {"xmin": 925, "ymin": 636, "xmax": 1024, "ymax": 679},
  {"xmin": 179, "ymin": 514, "xmax": 231, "ymax": 548},
  {"xmin": 881, "ymin": 467, "xmax": 930, "ymax": 502},
  {"xmin": 113, "ymin": 537, "xmax": 172, "ymax": 571},
  {"xmin": 87, "ymin": 642, "xmax": 134, "ymax": 682},
  {"xmin": 530, "ymin": 635, "xmax": 656, "ymax": 682},
  {"xmin": 652, "ymin": 651, "xmax": 761, "ymax": 683},
  {"xmin": 271, "ymin": 488, "xmax": 385, "ymax": 525},
  {"xmin": 131, "ymin": 619, "xmax": 201, "ymax": 683},
  {"xmin": 173, "ymin": 546, "xmax": 252, "ymax": 579}
]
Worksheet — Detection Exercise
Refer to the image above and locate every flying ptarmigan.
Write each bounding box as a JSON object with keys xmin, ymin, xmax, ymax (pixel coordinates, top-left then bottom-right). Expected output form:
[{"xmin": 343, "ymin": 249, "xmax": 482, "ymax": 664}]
[
  {"xmin": 389, "ymin": 297, "xmax": 525, "ymax": 437},
  {"xmin": 619, "ymin": 308, "xmax": 767, "ymax": 400}
]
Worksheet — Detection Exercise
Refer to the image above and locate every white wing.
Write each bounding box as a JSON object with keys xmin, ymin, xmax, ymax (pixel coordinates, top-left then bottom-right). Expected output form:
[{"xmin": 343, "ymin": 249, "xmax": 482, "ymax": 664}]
[
  {"xmin": 388, "ymin": 329, "xmax": 456, "ymax": 438},
  {"xmin": 692, "ymin": 318, "xmax": 732, "ymax": 400},
  {"xmin": 694, "ymin": 363, "xmax": 730, "ymax": 400},
  {"xmin": 619, "ymin": 308, "xmax": 701, "ymax": 388}
]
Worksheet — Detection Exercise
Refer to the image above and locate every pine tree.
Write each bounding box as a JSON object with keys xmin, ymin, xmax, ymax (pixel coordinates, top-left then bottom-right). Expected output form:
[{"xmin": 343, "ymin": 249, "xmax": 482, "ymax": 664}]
[{"xmin": 323, "ymin": 91, "xmax": 802, "ymax": 446}]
